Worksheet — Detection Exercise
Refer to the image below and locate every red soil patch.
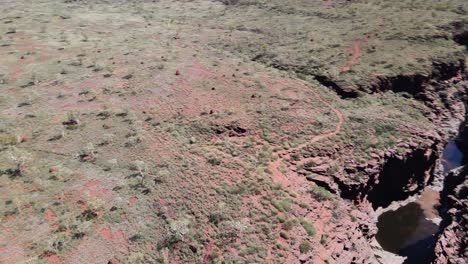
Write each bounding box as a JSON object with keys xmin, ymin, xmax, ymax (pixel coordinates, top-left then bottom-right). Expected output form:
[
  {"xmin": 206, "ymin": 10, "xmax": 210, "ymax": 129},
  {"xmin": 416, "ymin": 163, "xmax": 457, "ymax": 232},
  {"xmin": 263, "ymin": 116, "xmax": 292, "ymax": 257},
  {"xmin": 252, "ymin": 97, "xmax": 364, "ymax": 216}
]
[
  {"xmin": 43, "ymin": 253, "xmax": 62, "ymax": 264},
  {"xmin": 100, "ymin": 228, "xmax": 126, "ymax": 245},
  {"xmin": 85, "ymin": 180, "xmax": 99, "ymax": 187},
  {"xmin": 45, "ymin": 209, "xmax": 57, "ymax": 222},
  {"xmin": 66, "ymin": 227, "xmax": 128, "ymax": 263},
  {"xmin": 0, "ymin": 245, "xmax": 27, "ymax": 264},
  {"xmin": 202, "ymin": 241, "xmax": 216, "ymax": 263}
]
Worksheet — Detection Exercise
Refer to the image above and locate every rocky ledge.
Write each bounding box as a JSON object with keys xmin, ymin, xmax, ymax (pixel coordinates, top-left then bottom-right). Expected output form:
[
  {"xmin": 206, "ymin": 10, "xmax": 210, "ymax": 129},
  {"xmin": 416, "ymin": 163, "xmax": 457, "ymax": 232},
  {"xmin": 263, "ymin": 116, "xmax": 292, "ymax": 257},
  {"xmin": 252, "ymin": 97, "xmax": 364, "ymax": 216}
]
[{"xmin": 432, "ymin": 166, "xmax": 468, "ymax": 264}]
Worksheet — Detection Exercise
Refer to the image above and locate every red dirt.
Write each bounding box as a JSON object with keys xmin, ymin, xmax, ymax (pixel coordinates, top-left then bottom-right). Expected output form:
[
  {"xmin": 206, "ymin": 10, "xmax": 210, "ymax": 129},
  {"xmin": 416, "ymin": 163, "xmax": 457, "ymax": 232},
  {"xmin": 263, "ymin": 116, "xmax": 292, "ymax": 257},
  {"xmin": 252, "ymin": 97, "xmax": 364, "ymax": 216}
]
[
  {"xmin": 271, "ymin": 77, "xmax": 343, "ymax": 160},
  {"xmin": 261, "ymin": 77, "xmax": 344, "ymax": 263},
  {"xmin": 45, "ymin": 209, "xmax": 57, "ymax": 222},
  {"xmin": 202, "ymin": 241, "xmax": 216, "ymax": 263},
  {"xmin": 43, "ymin": 253, "xmax": 62, "ymax": 264},
  {"xmin": 339, "ymin": 37, "xmax": 368, "ymax": 72}
]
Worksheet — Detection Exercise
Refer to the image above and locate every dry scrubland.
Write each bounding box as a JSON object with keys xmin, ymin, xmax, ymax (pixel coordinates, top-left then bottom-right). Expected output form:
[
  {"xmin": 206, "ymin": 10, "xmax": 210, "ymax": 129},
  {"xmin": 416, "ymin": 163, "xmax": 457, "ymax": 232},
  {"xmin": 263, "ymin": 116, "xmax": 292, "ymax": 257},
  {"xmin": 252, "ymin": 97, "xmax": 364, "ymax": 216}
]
[{"xmin": 0, "ymin": 0, "xmax": 466, "ymax": 263}]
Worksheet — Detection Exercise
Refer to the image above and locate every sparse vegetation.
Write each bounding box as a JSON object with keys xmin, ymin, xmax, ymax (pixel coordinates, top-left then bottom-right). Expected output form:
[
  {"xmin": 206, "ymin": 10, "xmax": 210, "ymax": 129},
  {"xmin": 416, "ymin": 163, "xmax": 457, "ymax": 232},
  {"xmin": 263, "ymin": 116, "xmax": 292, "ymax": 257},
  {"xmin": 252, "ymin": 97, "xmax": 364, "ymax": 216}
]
[
  {"xmin": 321, "ymin": 234, "xmax": 328, "ymax": 245},
  {"xmin": 311, "ymin": 185, "xmax": 334, "ymax": 201},
  {"xmin": 272, "ymin": 198, "xmax": 292, "ymax": 212},
  {"xmin": 300, "ymin": 218, "xmax": 316, "ymax": 237},
  {"xmin": 0, "ymin": 134, "xmax": 18, "ymax": 146},
  {"xmin": 0, "ymin": 0, "xmax": 465, "ymax": 263}
]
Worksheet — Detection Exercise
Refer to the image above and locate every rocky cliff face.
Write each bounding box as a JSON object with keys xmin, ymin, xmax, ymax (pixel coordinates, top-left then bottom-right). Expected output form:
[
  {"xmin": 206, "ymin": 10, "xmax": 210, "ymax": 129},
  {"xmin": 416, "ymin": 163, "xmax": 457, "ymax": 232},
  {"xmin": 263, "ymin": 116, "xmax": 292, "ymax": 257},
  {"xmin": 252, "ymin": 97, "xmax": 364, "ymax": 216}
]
[
  {"xmin": 329, "ymin": 136, "xmax": 441, "ymax": 208},
  {"xmin": 365, "ymin": 140, "xmax": 440, "ymax": 209},
  {"xmin": 450, "ymin": 20, "xmax": 468, "ymax": 48},
  {"xmin": 431, "ymin": 85, "xmax": 468, "ymax": 264},
  {"xmin": 341, "ymin": 75, "xmax": 466, "ymax": 208},
  {"xmin": 330, "ymin": 61, "xmax": 467, "ymax": 262},
  {"xmin": 432, "ymin": 166, "xmax": 468, "ymax": 264},
  {"xmin": 312, "ymin": 57, "xmax": 466, "ymax": 98}
]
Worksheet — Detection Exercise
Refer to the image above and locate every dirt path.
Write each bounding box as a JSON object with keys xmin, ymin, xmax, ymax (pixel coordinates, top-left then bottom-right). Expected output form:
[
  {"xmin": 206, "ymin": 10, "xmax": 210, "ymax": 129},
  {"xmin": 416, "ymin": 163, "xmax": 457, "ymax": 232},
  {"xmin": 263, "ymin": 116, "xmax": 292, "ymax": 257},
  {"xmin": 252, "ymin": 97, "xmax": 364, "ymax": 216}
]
[
  {"xmin": 269, "ymin": 79, "xmax": 344, "ymax": 179},
  {"xmin": 339, "ymin": 19, "xmax": 385, "ymax": 72},
  {"xmin": 264, "ymin": 79, "xmax": 344, "ymax": 263},
  {"xmin": 339, "ymin": 38, "xmax": 367, "ymax": 72},
  {"xmin": 284, "ymin": 87, "xmax": 343, "ymax": 153}
]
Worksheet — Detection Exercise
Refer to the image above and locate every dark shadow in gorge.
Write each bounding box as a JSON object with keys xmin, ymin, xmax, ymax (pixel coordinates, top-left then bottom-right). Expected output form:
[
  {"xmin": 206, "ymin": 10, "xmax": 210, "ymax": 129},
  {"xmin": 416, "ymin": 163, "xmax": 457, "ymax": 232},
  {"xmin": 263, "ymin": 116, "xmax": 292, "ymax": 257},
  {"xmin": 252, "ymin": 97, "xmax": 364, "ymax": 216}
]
[{"xmin": 367, "ymin": 146, "xmax": 438, "ymax": 210}]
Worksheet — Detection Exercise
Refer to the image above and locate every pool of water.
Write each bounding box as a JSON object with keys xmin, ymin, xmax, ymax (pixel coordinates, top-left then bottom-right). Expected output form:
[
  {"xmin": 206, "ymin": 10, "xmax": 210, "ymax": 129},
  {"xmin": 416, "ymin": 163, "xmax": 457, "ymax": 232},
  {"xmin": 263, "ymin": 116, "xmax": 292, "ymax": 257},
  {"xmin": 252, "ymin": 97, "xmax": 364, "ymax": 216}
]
[
  {"xmin": 441, "ymin": 140, "xmax": 464, "ymax": 173},
  {"xmin": 375, "ymin": 140, "xmax": 464, "ymax": 263}
]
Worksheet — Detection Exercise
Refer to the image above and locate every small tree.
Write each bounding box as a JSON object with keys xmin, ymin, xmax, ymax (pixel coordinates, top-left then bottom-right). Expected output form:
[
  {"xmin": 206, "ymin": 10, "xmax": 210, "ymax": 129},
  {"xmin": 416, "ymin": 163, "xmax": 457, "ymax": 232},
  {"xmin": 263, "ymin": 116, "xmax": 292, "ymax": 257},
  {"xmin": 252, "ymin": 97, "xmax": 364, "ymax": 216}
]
[
  {"xmin": 134, "ymin": 160, "xmax": 147, "ymax": 184},
  {"xmin": 8, "ymin": 148, "xmax": 31, "ymax": 176}
]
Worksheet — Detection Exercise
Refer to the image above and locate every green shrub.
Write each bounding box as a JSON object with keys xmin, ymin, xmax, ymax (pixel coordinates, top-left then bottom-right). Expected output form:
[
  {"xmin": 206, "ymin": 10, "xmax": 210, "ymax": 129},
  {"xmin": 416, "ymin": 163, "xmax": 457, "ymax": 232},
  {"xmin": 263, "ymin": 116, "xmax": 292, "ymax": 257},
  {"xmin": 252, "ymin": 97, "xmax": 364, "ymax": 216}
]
[
  {"xmin": 299, "ymin": 241, "xmax": 311, "ymax": 253},
  {"xmin": 300, "ymin": 219, "xmax": 316, "ymax": 237},
  {"xmin": 271, "ymin": 198, "xmax": 292, "ymax": 212},
  {"xmin": 279, "ymin": 231, "xmax": 289, "ymax": 240},
  {"xmin": 311, "ymin": 185, "xmax": 333, "ymax": 201},
  {"xmin": 207, "ymin": 157, "xmax": 221, "ymax": 166},
  {"xmin": 277, "ymin": 215, "xmax": 286, "ymax": 223},
  {"xmin": 0, "ymin": 134, "xmax": 17, "ymax": 145},
  {"xmin": 320, "ymin": 234, "xmax": 328, "ymax": 245},
  {"xmin": 283, "ymin": 219, "xmax": 295, "ymax": 231}
]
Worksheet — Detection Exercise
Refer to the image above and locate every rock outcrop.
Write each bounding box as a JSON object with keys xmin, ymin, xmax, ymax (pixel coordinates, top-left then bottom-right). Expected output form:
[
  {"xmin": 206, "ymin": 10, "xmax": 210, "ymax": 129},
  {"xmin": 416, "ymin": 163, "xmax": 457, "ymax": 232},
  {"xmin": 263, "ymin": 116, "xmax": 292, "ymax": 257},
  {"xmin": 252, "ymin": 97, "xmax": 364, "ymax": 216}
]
[
  {"xmin": 450, "ymin": 20, "xmax": 468, "ymax": 48},
  {"xmin": 432, "ymin": 81, "xmax": 468, "ymax": 264},
  {"xmin": 313, "ymin": 58, "xmax": 465, "ymax": 98},
  {"xmin": 364, "ymin": 139, "xmax": 440, "ymax": 209},
  {"xmin": 328, "ymin": 136, "xmax": 442, "ymax": 210},
  {"xmin": 432, "ymin": 166, "xmax": 468, "ymax": 264}
]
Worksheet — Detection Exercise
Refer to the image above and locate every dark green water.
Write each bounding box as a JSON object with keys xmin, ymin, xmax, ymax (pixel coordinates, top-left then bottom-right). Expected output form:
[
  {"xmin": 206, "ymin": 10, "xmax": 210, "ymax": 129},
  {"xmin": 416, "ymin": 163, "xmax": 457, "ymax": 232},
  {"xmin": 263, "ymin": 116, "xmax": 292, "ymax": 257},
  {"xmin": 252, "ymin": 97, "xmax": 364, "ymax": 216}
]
[{"xmin": 376, "ymin": 202, "xmax": 439, "ymax": 262}]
